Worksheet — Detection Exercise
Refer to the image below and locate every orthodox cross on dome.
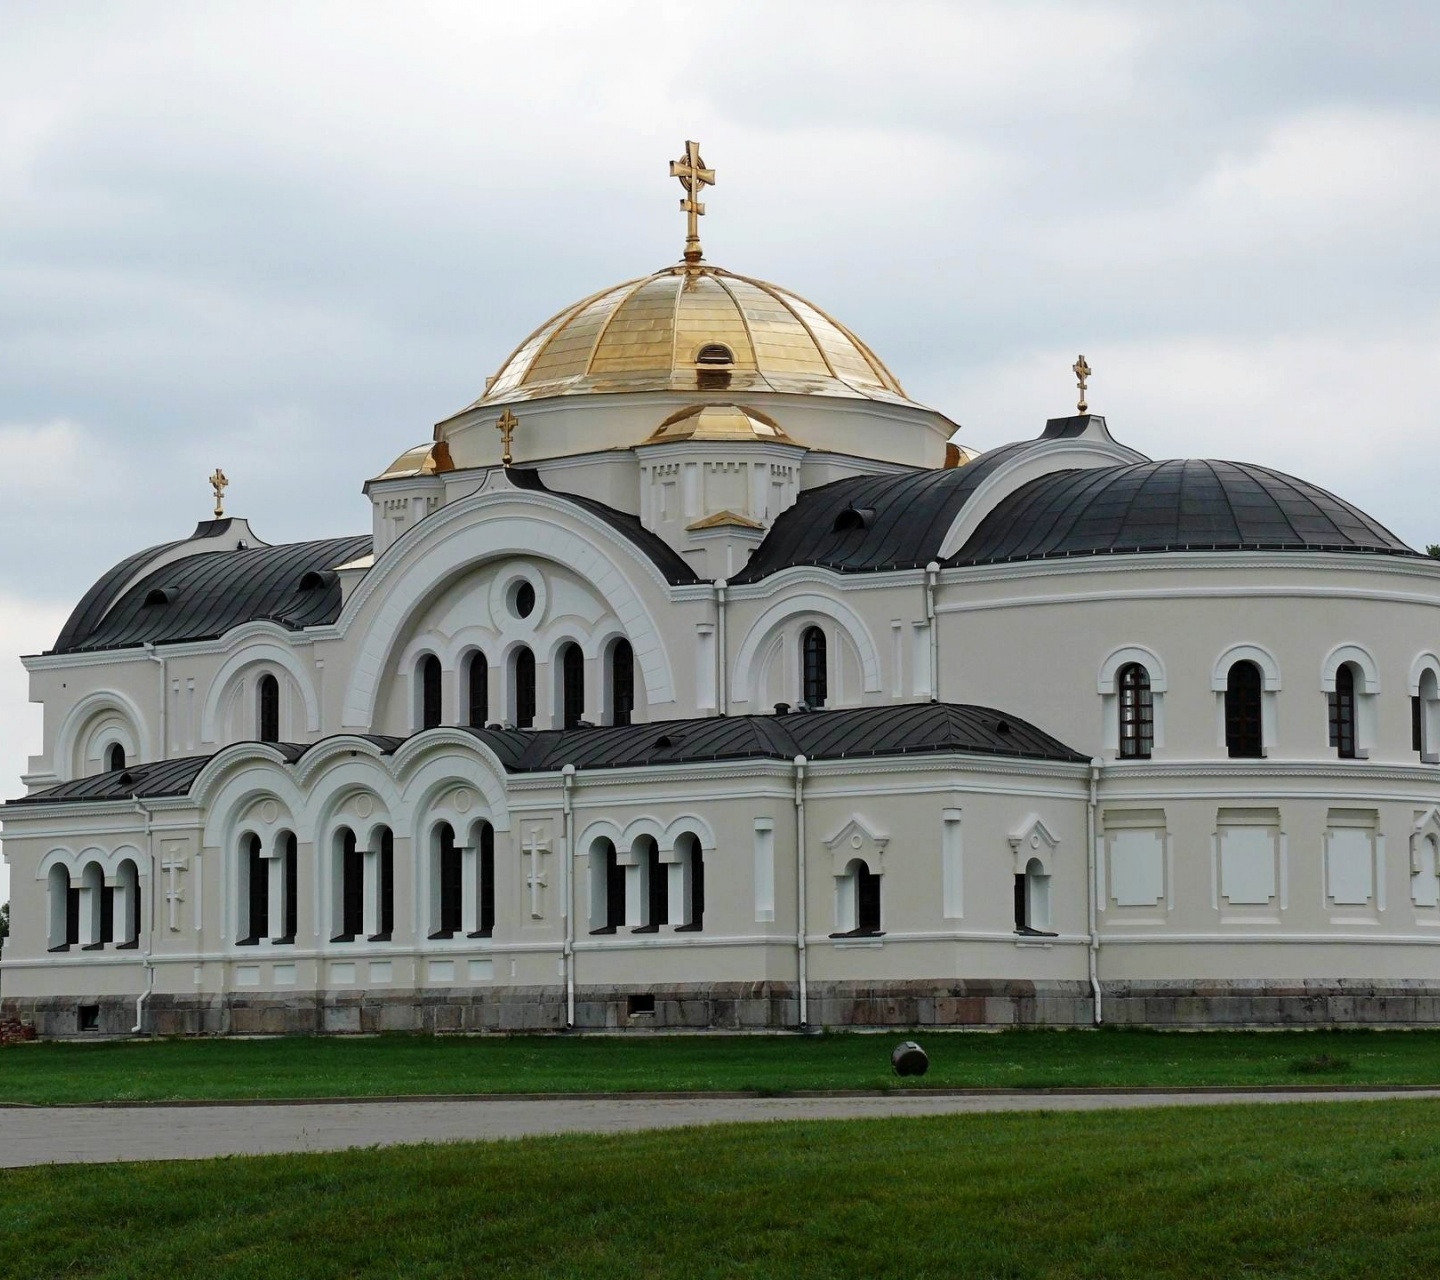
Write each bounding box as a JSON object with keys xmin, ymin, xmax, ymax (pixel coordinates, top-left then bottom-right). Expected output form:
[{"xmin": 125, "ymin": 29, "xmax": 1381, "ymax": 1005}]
[
  {"xmin": 209, "ymin": 467, "xmax": 228, "ymax": 518},
  {"xmin": 669, "ymin": 140, "xmax": 715, "ymax": 265},
  {"xmin": 495, "ymin": 408, "xmax": 519, "ymax": 467},
  {"xmin": 1073, "ymin": 355, "xmax": 1092, "ymax": 414}
]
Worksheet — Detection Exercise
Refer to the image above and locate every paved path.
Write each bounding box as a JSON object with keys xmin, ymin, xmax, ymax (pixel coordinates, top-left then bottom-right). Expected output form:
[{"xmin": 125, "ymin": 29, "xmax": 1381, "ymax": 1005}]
[{"xmin": 3, "ymin": 1089, "xmax": 1438, "ymax": 1168}]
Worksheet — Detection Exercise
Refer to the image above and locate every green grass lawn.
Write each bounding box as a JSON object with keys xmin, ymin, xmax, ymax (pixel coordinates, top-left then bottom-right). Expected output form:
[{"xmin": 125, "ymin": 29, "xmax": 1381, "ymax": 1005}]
[
  {"xmin": 4, "ymin": 1027, "xmax": 1440, "ymax": 1105},
  {"xmin": 4, "ymin": 1100, "xmax": 1440, "ymax": 1278}
]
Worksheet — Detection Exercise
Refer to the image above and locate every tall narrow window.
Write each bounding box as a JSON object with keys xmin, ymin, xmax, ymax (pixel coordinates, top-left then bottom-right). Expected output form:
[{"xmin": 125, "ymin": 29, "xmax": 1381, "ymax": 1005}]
[
  {"xmin": 116, "ymin": 858, "xmax": 141, "ymax": 949},
  {"xmin": 589, "ymin": 840, "xmax": 625, "ymax": 934},
  {"xmin": 257, "ymin": 673, "xmax": 280, "ymax": 743},
  {"xmin": 281, "ymin": 833, "xmax": 298, "ymax": 943},
  {"xmin": 1224, "ymin": 661, "xmax": 1263, "ymax": 758},
  {"xmin": 334, "ymin": 828, "xmax": 363, "ymax": 942},
  {"xmin": 674, "ymin": 834, "xmax": 705, "ymax": 932},
  {"xmin": 472, "ymin": 822, "xmax": 495, "ymax": 938},
  {"xmin": 467, "ymin": 651, "xmax": 489, "ymax": 728},
  {"xmin": 375, "ymin": 827, "xmax": 394, "ymax": 940},
  {"xmin": 561, "ymin": 643, "xmax": 585, "ymax": 729},
  {"xmin": 634, "ymin": 839, "xmax": 666, "ymax": 933},
  {"xmin": 431, "ymin": 823, "xmax": 462, "ymax": 938},
  {"xmin": 48, "ymin": 865, "xmax": 73, "ymax": 951},
  {"xmin": 610, "ymin": 639, "xmax": 635, "ymax": 727},
  {"xmin": 1417, "ymin": 668, "xmax": 1439, "ymax": 762},
  {"xmin": 832, "ymin": 858, "xmax": 881, "ymax": 936},
  {"xmin": 1329, "ymin": 663, "xmax": 1357, "ymax": 759},
  {"xmin": 801, "ymin": 626, "xmax": 827, "ymax": 708},
  {"xmin": 419, "ymin": 654, "xmax": 442, "ymax": 730},
  {"xmin": 106, "ymin": 743, "xmax": 126, "ymax": 772},
  {"xmin": 513, "ymin": 647, "xmax": 536, "ymax": 728},
  {"xmin": 239, "ymin": 833, "xmax": 267, "ymax": 945},
  {"xmin": 1117, "ymin": 662, "xmax": 1153, "ymax": 759},
  {"xmin": 99, "ymin": 882, "xmax": 115, "ymax": 947}
]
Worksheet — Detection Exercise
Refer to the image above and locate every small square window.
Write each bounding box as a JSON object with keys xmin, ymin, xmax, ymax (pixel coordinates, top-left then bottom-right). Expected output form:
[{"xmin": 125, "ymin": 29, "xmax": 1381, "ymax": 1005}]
[{"xmin": 78, "ymin": 1003, "xmax": 100, "ymax": 1033}]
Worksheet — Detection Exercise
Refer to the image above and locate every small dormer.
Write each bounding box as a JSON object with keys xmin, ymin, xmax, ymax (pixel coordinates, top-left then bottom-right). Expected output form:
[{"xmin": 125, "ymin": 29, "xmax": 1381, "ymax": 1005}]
[{"xmin": 364, "ymin": 442, "xmax": 454, "ymax": 555}]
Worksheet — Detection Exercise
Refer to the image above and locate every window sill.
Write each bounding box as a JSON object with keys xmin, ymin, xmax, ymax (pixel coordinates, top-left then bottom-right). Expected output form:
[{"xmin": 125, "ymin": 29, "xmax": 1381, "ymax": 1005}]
[
  {"xmin": 236, "ymin": 936, "xmax": 261, "ymax": 947},
  {"xmin": 1014, "ymin": 927, "xmax": 1058, "ymax": 938},
  {"xmin": 673, "ymin": 923, "xmax": 703, "ymax": 933},
  {"xmin": 48, "ymin": 944, "xmax": 71, "ymax": 953},
  {"xmin": 428, "ymin": 930, "xmax": 456, "ymax": 941},
  {"xmin": 829, "ymin": 928, "xmax": 885, "ymax": 940},
  {"xmin": 330, "ymin": 933, "xmax": 357, "ymax": 944},
  {"xmin": 466, "ymin": 930, "xmax": 493, "ymax": 940},
  {"xmin": 116, "ymin": 940, "xmax": 139, "ymax": 950},
  {"xmin": 589, "ymin": 926, "xmax": 618, "ymax": 936},
  {"xmin": 272, "ymin": 936, "xmax": 295, "ymax": 946},
  {"xmin": 630, "ymin": 924, "xmax": 660, "ymax": 934},
  {"xmin": 82, "ymin": 941, "xmax": 106, "ymax": 951}
]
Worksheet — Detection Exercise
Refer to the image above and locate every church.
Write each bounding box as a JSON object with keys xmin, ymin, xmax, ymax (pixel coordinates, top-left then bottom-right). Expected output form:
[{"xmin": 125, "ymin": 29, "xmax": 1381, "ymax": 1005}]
[{"xmin": 5, "ymin": 143, "xmax": 1440, "ymax": 1037}]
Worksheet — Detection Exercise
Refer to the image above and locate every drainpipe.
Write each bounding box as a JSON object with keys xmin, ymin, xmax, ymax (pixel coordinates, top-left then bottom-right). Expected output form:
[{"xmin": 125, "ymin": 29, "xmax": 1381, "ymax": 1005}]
[
  {"xmin": 132, "ymin": 797, "xmax": 157, "ymax": 1034},
  {"xmin": 924, "ymin": 562, "xmax": 940, "ymax": 702},
  {"xmin": 144, "ymin": 642, "xmax": 167, "ymax": 759},
  {"xmin": 715, "ymin": 579, "xmax": 728, "ymax": 717},
  {"xmin": 1087, "ymin": 759, "xmax": 1103, "ymax": 1025},
  {"xmin": 793, "ymin": 754, "xmax": 808, "ymax": 1028},
  {"xmin": 561, "ymin": 764, "xmax": 576, "ymax": 1028}
]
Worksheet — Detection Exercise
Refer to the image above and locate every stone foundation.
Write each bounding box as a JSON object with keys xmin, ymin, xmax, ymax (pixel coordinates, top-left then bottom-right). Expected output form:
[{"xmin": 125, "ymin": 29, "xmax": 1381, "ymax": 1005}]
[{"xmin": 8, "ymin": 978, "xmax": 1440, "ymax": 1039}]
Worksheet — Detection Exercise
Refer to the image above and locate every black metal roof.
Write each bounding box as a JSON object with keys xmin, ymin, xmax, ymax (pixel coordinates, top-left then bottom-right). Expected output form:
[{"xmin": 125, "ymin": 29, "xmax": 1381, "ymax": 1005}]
[
  {"xmin": 11, "ymin": 704, "xmax": 1084, "ymax": 804},
  {"xmin": 52, "ymin": 535, "xmax": 372, "ymax": 653},
  {"xmin": 730, "ymin": 442, "xmax": 1038, "ymax": 583},
  {"xmin": 507, "ymin": 469, "xmax": 700, "ymax": 585},
  {"xmin": 951, "ymin": 459, "xmax": 1416, "ymax": 566}
]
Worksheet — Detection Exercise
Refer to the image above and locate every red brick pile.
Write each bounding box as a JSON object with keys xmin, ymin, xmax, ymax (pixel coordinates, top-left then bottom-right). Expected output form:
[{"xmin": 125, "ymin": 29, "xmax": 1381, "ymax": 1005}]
[{"xmin": 0, "ymin": 1017, "xmax": 37, "ymax": 1045}]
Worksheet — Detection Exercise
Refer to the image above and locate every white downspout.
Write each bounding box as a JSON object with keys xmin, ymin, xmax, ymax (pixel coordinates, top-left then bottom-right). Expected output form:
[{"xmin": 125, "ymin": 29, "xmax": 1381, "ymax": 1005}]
[
  {"xmin": 144, "ymin": 642, "xmax": 167, "ymax": 759},
  {"xmin": 715, "ymin": 579, "xmax": 728, "ymax": 717},
  {"xmin": 561, "ymin": 764, "xmax": 576, "ymax": 1028},
  {"xmin": 132, "ymin": 797, "xmax": 157, "ymax": 1034},
  {"xmin": 793, "ymin": 754, "xmax": 808, "ymax": 1028},
  {"xmin": 1087, "ymin": 759, "xmax": 1103, "ymax": 1025},
  {"xmin": 924, "ymin": 562, "xmax": 940, "ymax": 702}
]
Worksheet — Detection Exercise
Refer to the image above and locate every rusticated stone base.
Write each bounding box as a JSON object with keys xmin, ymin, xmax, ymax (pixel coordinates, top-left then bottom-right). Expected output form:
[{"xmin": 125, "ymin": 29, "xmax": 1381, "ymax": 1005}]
[{"xmin": 7, "ymin": 978, "xmax": 1440, "ymax": 1038}]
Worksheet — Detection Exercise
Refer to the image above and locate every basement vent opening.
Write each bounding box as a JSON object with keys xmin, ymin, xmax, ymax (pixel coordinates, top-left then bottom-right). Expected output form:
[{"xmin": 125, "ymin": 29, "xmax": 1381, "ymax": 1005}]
[
  {"xmin": 78, "ymin": 1003, "xmax": 100, "ymax": 1033},
  {"xmin": 627, "ymin": 993, "xmax": 656, "ymax": 1016}
]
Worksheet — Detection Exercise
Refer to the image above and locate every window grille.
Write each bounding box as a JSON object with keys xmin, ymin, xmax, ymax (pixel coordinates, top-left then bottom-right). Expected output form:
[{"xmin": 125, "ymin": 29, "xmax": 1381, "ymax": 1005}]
[
  {"xmin": 611, "ymin": 639, "xmax": 635, "ymax": 726},
  {"xmin": 802, "ymin": 626, "xmax": 827, "ymax": 708},
  {"xmin": 1224, "ymin": 661, "xmax": 1264, "ymax": 758},
  {"xmin": 1117, "ymin": 663, "xmax": 1153, "ymax": 759},
  {"xmin": 514, "ymin": 648, "xmax": 536, "ymax": 728}
]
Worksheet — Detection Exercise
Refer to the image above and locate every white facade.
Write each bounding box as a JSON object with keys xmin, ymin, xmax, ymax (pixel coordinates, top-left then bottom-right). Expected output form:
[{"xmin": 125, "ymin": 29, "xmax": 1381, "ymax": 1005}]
[{"xmin": 5, "ymin": 254, "xmax": 1440, "ymax": 1035}]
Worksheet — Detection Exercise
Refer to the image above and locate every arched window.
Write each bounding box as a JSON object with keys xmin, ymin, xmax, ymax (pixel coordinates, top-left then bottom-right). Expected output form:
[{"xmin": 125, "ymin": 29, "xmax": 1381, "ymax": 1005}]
[
  {"xmin": 47, "ymin": 865, "xmax": 76, "ymax": 952},
  {"xmin": 1416, "ymin": 668, "xmax": 1440, "ymax": 762},
  {"xmin": 801, "ymin": 626, "xmax": 827, "ymax": 708},
  {"xmin": 673, "ymin": 833, "xmax": 705, "ymax": 932},
  {"xmin": 473, "ymin": 822, "xmax": 495, "ymax": 938},
  {"xmin": 273, "ymin": 833, "xmax": 298, "ymax": 945},
  {"xmin": 75, "ymin": 861, "xmax": 106, "ymax": 950},
  {"xmin": 431, "ymin": 823, "xmax": 462, "ymax": 939},
  {"xmin": 610, "ymin": 639, "xmax": 635, "ymax": 727},
  {"xmin": 632, "ymin": 837, "xmax": 665, "ymax": 933},
  {"xmin": 332, "ymin": 827, "xmax": 363, "ymax": 942},
  {"xmin": 513, "ymin": 647, "xmax": 536, "ymax": 729},
  {"xmin": 373, "ymin": 827, "xmax": 394, "ymax": 941},
  {"xmin": 106, "ymin": 743, "xmax": 126, "ymax": 773},
  {"xmin": 238, "ymin": 833, "xmax": 267, "ymax": 946},
  {"xmin": 467, "ymin": 652, "xmax": 489, "ymax": 728},
  {"xmin": 833, "ymin": 858, "xmax": 881, "ymax": 936},
  {"xmin": 560, "ymin": 643, "xmax": 585, "ymax": 729},
  {"xmin": 1014, "ymin": 857, "xmax": 1054, "ymax": 935},
  {"xmin": 1117, "ymin": 663, "xmax": 1153, "ymax": 759},
  {"xmin": 589, "ymin": 839, "xmax": 625, "ymax": 934},
  {"xmin": 115, "ymin": 858, "xmax": 141, "ymax": 949},
  {"xmin": 418, "ymin": 654, "xmax": 443, "ymax": 731},
  {"xmin": 257, "ymin": 673, "xmax": 280, "ymax": 743},
  {"xmin": 1329, "ymin": 662, "xmax": 1358, "ymax": 759},
  {"xmin": 1225, "ymin": 661, "xmax": 1264, "ymax": 758}
]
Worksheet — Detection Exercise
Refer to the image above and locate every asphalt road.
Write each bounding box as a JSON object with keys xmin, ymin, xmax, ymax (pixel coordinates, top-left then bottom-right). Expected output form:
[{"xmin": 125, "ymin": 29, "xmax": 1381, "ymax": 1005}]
[{"xmin": 4, "ymin": 1088, "xmax": 1439, "ymax": 1167}]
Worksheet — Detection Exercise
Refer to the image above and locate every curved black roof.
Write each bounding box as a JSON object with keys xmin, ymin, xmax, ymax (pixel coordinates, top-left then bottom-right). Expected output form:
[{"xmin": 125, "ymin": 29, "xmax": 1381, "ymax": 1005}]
[
  {"xmin": 507, "ymin": 469, "xmax": 699, "ymax": 585},
  {"xmin": 53, "ymin": 535, "xmax": 372, "ymax": 653},
  {"xmin": 730, "ymin": 442, "xmax": 1037, "ymax": 584},
  {"xmin": 12, "ymin": 703, "xmax": 1084, "ymax": 804},
  {"xmin": 951, "ymin": 459, "xmax": 1415, "ymax": 566}
]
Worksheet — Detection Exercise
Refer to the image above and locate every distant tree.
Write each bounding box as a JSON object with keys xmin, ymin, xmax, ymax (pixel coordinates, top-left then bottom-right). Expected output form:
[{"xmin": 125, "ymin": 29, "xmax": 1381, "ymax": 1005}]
[
  {"xmin": 1428, "ymin": 545, "xmax": 1440, "ymax": 560},
  {"xmin": 0, "ymin": 901, "xmax": 8, "ymax": 952}
]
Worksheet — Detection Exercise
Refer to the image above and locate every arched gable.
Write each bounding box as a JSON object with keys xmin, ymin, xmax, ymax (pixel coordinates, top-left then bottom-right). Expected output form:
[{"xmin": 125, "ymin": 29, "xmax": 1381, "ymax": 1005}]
[
  {"xmin": 55, "ymin": 689, "xmax": 150, "ymax": 781},
  {"xmin": 202, "ymin": 638, "xmax": 322, "ymax": 744},
  {"xmin": 1321, "ymin": 643, "xmax": 1380, "ymax": 694},
  {"xmin": 732, "ymin": 592, "xmax": 882, "ymax": 705},
  {"xmin": 1410, "ymin": 652, "xmax": 1440, "ymax": 696},
  {"xmin": 339, "ymin": 494, "xmax": 676, "ymax": 727},
  {"xmin": 1098, "ymin": 645, "xmax": 1168, "ymax": 694}
]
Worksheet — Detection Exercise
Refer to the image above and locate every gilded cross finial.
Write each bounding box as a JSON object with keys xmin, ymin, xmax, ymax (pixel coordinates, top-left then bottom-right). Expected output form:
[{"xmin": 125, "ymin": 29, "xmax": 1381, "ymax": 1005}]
[
  {"xmin": 669, "ymin": 140, "xmax": 715, "ymax": 265},
  {"xmin": 1073, "ymin": 354, "xmax": 1092, "ymax": 414},
  {"xmin": 208, "ymin": 467, "xmax": 228, "ymax": 518},
  {"xmin": 496, "ymin": 408, "xmax": 519, "ymax": 467}
]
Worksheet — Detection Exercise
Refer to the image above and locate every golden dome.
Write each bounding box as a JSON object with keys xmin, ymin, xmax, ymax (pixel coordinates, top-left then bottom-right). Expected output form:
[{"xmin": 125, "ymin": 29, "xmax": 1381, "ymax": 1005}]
[
  {"xmin": 647, "ymin": 403, "xmax": 793, "ymax": 445},
  {"xmin": 474, "ymin": 264, "xmax": 911, "ymax": 408}
]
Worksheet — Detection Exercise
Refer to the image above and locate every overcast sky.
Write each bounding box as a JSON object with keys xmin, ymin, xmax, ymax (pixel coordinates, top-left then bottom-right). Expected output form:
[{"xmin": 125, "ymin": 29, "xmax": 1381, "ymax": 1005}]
[{"xmin": 3, "ymin": 1, "xmax": 1439, "ymax": 902}]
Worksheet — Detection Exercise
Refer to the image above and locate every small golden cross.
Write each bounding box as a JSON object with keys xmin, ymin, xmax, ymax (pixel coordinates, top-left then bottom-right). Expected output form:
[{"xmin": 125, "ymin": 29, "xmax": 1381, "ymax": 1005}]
[
  {"xmin": 209, "ymin": 467, "xmax": 229, "ymax": 518},
  {"xmin": 669, "ymin": 140, "xmax": 715, "ymax": 265},
  {"xmin": 1073, "ymin": 355, "xmax": 1092, "ymax": 414},
  {"xmin": 496, "ymin": 408, "xmax": 519, "ymax": 467}
]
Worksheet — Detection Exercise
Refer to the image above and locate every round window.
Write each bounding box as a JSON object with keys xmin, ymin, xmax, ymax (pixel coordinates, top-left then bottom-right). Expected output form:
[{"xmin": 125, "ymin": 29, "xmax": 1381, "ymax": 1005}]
[{"xmin": 513, "ymin": 580, "xmax": 536, "ymax": 619}]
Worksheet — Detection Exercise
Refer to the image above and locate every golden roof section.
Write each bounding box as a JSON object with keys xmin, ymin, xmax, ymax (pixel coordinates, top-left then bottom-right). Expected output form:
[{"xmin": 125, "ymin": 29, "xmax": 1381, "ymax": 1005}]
[
  {"xmin": 687, "ymin": 509, "xmax": 765, "ymax": 531},
  {"xmin": 473, "ymin": 264, "xmax": 911, "ymax": 409},
  {"xmin": 648, "ymin": 403, "xmax": 793, "ymax": 445},
  {"xmin": 372, "ymin": 441, "xmax": 454, "ymax": 482},
  {"xmin": 944, "ymin": 442, "xmax": 983, "ymax": 469}
]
